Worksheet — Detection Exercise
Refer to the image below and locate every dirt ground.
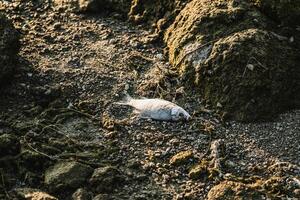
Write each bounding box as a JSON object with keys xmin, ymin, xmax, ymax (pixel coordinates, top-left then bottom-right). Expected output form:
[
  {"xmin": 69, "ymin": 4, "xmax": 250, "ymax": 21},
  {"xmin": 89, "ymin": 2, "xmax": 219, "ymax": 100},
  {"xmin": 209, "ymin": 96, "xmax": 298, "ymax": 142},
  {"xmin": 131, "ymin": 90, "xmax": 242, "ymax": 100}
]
[{"xmin": 0, "ymin": 1, "xmax": 299, "ymax": 199}]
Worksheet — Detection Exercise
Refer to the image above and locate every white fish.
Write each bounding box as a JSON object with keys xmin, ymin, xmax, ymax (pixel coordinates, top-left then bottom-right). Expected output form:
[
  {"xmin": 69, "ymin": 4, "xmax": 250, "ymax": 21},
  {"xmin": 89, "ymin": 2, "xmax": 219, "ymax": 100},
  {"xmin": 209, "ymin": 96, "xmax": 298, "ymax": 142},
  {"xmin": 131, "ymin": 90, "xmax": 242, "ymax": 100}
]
[{"xmin": 115, "ymin": 94, "xmax": 191, "ymax": 121}]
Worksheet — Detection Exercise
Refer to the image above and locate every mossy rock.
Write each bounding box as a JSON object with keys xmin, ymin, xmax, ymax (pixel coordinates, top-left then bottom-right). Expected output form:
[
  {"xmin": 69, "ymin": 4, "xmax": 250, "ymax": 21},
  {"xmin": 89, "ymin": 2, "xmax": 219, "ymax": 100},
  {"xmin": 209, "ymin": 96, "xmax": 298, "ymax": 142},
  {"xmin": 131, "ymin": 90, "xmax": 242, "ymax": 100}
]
[
  {"xmin": 250, "ymin": 0, "xmax": 300, "ymax": 26},
  {"xmin": 45, "ymin": 161, "xmax": 93, "ymax": 191},
  {"xmin": 169, "ymin": 150, "xmax": 193, "ymax": 165},
  {"xmin": 199, "ymin": 28, "xmax": 299, "ymax": 121},
  {"xmin": 164, "ymin": 0, "xmax": 300, "ymax": 121},
  {"xmin": 0, "ymin": 134, "xmax": 20, "ymax": 156},
  {"xmin": 0, "ymin": 12, "xmax": 20, "ymax": 83},
  {"xmin": 89, "ymin": 166, "xmax": 125, "ymax": 193}
]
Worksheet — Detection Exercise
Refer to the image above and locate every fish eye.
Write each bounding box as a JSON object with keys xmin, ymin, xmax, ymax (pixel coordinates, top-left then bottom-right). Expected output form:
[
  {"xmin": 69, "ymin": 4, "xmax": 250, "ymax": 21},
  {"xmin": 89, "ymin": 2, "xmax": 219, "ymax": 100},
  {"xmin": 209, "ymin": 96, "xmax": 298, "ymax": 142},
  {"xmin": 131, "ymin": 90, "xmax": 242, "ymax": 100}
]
[{"xmin": 179, "ymin": 113, "xmax": 184, "ymax": 117}]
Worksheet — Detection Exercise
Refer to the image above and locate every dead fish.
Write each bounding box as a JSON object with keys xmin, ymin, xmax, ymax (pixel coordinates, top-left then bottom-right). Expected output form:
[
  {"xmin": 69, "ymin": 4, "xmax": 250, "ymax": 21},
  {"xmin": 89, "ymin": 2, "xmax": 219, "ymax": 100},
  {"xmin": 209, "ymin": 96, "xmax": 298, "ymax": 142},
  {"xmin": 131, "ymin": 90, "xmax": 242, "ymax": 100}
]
[{"xmin": 114, "ymin": 94, "xmax": 191, "ymax": 121}]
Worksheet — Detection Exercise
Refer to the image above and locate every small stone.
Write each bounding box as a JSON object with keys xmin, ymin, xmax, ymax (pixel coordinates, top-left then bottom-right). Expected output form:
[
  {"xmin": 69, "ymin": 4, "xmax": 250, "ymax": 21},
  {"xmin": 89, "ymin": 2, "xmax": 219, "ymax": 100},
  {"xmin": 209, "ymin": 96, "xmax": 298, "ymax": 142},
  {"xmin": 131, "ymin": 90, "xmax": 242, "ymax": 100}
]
[
  {"xmin": 169, "ymin": 150, "xmax": 193, "ymax": 165},
  {"xmin": 53, "ymin": 22, "xmax": 61, "ymax": 30},
  {"xmin": 92, "ymin": 194, "xmax": 111, "ymax": 200},
  {"xmin": 294, "ymin": 189, "xmax": 300, "ymax": 196},
  {"xmin": 246, "ymin": 64, "xmax": 255, "ymax": 71},
  {"xmin": 207, "ymin": 180, "xmax": 264, "ymax": 200},
  {"xmin": 12, "ymin": 188, "xmax": 57, "ymax": 200},
  {"xmin": 188, "ymin": 160, "xmax": 209, "ymax": 180},
  {"xmin": 72, "ymin": 188, "xmax": 92, "ymax": 200},
  {"xmin": 156, "ymin": 53, "xmax": 164, "ymax": 60}
]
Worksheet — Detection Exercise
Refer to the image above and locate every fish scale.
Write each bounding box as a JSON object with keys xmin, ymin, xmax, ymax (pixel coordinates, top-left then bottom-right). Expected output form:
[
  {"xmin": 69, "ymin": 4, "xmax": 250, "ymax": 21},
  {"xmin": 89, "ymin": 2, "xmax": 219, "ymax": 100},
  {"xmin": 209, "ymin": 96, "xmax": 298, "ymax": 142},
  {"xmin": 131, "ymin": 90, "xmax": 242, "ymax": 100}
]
[{"xmin": 115, "ymin": 95, "xmax": 191, "ymax": 121}]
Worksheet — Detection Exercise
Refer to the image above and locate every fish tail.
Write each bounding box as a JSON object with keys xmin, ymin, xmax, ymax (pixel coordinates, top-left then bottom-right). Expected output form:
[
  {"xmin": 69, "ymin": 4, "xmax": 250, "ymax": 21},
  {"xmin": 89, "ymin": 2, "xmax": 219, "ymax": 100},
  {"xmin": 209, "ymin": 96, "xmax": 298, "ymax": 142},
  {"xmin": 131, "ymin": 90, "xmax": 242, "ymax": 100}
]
[
  {"xmin": 124, "ymin": 91, "xmax": 132, "ymax": 102},
  {"xmin": 114, "ymin": 92, "xmax": 132, "ymax": 105}
]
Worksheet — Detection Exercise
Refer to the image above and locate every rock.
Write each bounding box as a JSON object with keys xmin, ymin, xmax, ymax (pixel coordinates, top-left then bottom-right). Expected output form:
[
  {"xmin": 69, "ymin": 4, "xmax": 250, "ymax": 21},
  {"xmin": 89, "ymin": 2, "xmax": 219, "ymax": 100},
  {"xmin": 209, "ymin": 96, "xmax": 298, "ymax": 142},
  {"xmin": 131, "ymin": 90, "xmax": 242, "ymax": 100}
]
[
  {"xmin": 11, "ymin": 188, "xmax": 58, "ymax": 200},
  {"xmin": 92, "ymin": 194, "xmax": 112, "ymax": 200},
  {"xmin": 72, "ymin": 188, "xmax": 92, "ymax": 200},
  {"xmin": 53, "ymin": 0, "xmax": 131, "ymax": 15},
  {"xmin": 128, "ymin": 0, "xmax": 188, "ymax": 32},
  {"xmin": 164, "ymin": 0, "xmax": 300, "ymax": 121},
  {"xmin": 45, "ymin": 161, "xmax": 93, "ymax": 191},
  {"xmin": 0, "ymin": 12, "xmax": 20, "ymax": 83},
  {"xmin": 0, "ymin": 134, "xmax": 20, "ymax": 156},
  {"xmin": 207, "ymin": 181, "xmax": 264, "ymax": 200},
  {"xmin": 20, "ymin": 150, "xmax": 50, "ymax": 171},
  {"xmin": 169, "ymin": 150, "xmax": 193, "ymax": 165},
  {"xmin": 250, "ymin": 0, "xmax": 300, "ymax": 26},
  {"xmin": 188, "ymin": 160, "xmax": 209, "ymax": 180},
  {"xmin": 89, "ymin": 166, "xmax": 125, "ymax": 193}
]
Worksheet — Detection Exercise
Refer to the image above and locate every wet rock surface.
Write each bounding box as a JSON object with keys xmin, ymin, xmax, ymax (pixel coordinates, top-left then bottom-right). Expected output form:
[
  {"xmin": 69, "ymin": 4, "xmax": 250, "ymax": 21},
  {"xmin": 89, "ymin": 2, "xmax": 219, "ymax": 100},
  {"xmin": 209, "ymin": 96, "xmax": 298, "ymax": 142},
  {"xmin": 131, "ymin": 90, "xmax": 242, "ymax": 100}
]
[
  {"xmin": 0, "ymin": 0, "xmax": 299, "ymax": 199},
  {"xmin": 0, "ymin": 12, "xmax": 20, "ymax": 83}
]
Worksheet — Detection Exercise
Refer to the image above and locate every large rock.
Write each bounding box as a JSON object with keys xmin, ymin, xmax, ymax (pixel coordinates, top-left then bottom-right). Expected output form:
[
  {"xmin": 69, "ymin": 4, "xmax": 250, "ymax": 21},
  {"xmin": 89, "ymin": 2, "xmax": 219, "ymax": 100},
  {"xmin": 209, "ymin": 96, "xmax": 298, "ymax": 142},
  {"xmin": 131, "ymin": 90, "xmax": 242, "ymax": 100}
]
[
  {"xmin": 89, "ymin": 166, "xmax": 125, "ymax": 193},
  {"xmin": 164, "ymin": 0, "xmax": 300, "ymax": 121},
  {"xmin": 250, "ymin": 0, "xmax": 300, "ymax": 26},
  {"xmin": 45, "ymin": 161, "xmax": 93, "ymax": 191},
  {"xmin": 0, "ymin": 12, "xmax": 20, "ymax": 82}
]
